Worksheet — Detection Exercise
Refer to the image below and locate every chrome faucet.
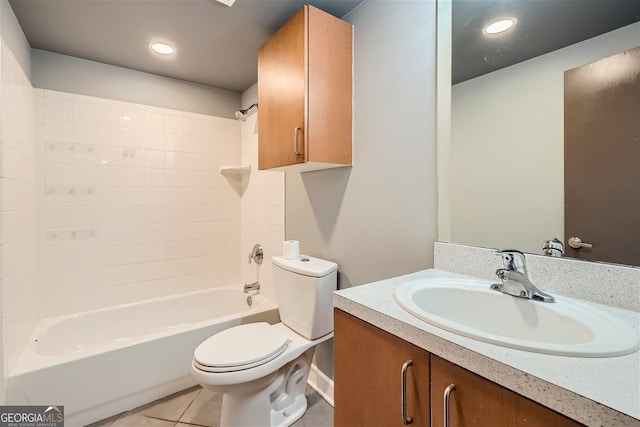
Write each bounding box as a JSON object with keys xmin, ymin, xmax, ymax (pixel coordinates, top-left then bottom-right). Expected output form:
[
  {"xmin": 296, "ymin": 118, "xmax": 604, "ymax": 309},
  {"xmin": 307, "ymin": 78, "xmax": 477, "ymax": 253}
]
[
  {"xmin": 248, "ymin": 243, "xmax": 263, "ymax": 265},
  {"xmin": 490, "ymin": 250, "xmax": 555, "ymax": 303},
  {"xmin": 244, "ymin": 281, "xmax": 260, "ymax": 293}
]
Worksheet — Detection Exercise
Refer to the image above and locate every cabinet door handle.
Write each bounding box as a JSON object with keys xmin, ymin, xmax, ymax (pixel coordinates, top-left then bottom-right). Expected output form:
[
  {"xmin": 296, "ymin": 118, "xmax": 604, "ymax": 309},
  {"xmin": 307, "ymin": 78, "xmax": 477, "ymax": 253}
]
[
  {"xmin": 443, "ymin": 383, "xmax": 456, "ymax": 427},
  {"xmin": 293, "ymin": 127, "xmax": 302, "ymax": 156},
  {"xmin": 401, "ymin": 360, "xmax": 413, "ymax": 424}
]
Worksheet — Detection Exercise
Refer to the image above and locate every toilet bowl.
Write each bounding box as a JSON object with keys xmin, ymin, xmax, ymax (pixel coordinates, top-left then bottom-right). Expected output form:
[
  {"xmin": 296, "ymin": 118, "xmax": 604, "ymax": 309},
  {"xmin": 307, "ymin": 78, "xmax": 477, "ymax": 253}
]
[
  {"xmin": 191, "ymin": 322, "xmax": 332, "ymax": 426},
  {"xmin": 191, "ymin": 255, "xmax": 338, "ymax": 427}
]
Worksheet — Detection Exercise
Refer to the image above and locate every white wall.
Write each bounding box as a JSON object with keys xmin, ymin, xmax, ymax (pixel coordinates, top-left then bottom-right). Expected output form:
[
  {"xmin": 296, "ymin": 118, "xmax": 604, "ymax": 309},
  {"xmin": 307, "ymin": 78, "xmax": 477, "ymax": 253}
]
[
  {"xmin": 0, "ymin": 0, "xmax": 38, "ymax": 398},
  {"xmin": 448, "ymin": 22, "xmax": 640, "ymax": 254},
  {"xmin": 285, "ymin": 0, "xmax": 438, "ymax": 382}
]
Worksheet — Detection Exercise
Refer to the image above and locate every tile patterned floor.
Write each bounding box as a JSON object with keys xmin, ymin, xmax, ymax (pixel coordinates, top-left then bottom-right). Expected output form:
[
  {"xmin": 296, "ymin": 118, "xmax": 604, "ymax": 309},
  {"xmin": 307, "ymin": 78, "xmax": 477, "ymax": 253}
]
[{"xmin": 87, "ymin": 385, "xmax": 333, "ymax": 427}]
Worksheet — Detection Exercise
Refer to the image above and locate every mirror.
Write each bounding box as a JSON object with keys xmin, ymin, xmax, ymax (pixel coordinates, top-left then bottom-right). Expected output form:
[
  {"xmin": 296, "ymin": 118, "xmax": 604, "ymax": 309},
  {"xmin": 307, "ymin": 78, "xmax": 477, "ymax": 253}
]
[{"xmin": 436, "ymin": 0, "xmax": 640, "ymax": 267}]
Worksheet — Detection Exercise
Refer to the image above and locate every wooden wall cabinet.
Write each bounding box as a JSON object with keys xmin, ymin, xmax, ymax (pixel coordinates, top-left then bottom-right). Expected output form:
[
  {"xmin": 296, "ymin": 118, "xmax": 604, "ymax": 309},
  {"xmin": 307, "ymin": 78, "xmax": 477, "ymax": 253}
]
[
  {"xmin": 334, "ymin": 309, "xmax": 583, "ymax": 427},
  {"xmin": 257, "ymin": 5, "xmax": 352, "ymax": 172}
]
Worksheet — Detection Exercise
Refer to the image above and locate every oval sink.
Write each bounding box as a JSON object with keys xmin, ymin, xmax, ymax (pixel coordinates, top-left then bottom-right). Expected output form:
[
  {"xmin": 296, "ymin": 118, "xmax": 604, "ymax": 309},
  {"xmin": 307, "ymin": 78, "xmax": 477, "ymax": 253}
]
[{"xmin": 393, "ymin": 277, "xmax": 639, "ymax": 357}]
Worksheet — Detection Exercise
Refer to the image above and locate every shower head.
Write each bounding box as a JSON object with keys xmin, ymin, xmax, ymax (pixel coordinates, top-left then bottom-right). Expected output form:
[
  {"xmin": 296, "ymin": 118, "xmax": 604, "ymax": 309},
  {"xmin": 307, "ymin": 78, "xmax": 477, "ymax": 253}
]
[{"xmin": 235, "ymin": 103, "xmax": 258, "ymax": 121}]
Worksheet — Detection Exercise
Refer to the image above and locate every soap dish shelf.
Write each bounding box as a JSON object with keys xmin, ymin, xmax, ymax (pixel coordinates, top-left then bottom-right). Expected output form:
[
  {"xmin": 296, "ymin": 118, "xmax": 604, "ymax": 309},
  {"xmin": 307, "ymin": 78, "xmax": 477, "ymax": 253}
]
[{"xmin": 220, "ymin": 165, "xmax": 251, "ymax": 177}]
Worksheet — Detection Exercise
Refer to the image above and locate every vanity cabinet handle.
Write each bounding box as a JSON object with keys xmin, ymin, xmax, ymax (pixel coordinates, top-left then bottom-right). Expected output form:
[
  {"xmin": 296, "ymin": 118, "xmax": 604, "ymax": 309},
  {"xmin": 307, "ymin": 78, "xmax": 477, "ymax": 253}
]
[
  {"xmin": 443, "ymin": 383, "xmax": 456, "ymax": 427},
  {"xmin": 293, "ymin": 127, "xmax": 302, "ymax": 156},
  {"xmin": 401, "ymin": 360, "xmax": 413, "ymax": 424}
]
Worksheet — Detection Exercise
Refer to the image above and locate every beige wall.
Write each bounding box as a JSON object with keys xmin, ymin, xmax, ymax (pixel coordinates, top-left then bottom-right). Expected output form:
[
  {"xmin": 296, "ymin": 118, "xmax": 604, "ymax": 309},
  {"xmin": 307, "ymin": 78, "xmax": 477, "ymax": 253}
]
[
  {"xmin": 286, "ymin": 0, "xmax": 438, "ymax": 288},
  {"xmin": 31, "ymin": 49, "xmax": 240, "ymax": 119},
  {"xmin": 285, "ymin": 0, "xmax": 438, "ymax": 383},
  {"xmin": 447, "ymin": 22, "xmax": 640, "ymax": 254}
]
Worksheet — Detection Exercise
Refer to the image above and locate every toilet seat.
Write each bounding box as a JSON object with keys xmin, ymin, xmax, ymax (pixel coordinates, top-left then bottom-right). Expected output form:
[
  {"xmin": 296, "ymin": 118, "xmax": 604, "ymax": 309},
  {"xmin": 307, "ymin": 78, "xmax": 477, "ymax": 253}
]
[{"xmin": 194, "ymin": 322, "xmax": 291, "ymax": 373}]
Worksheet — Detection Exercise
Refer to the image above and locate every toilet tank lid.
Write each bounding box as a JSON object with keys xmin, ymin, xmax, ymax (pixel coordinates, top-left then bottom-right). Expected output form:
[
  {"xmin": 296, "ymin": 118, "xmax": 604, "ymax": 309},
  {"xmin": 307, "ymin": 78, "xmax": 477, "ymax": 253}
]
[{"xmin": 273, "ymin": 255, "xmax": 338, "ymax": 277}]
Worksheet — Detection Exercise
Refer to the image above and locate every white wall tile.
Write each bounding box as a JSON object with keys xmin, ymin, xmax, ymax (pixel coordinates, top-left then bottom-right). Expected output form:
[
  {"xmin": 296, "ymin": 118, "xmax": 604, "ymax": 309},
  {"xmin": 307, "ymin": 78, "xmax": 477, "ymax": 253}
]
[
  {"xmin": 99, "ymin": 104, "xmax": 124, "ymax": 127},
  {"xmin": 144, "ymin": 149, "xmax": 164, "ymax": 169},
  {"xmin": 72, "ymin": 98, "xmax": 99, "ymax": 124},
  {"xmin": 122, "ymin": 127, "xmax": 145, "ymax": 148},
  {"xmin": 122, "ymin": 108, "xmax": 145, "ymax": 129},
  {"xmin": 165, "ymin": 114, "xmax": 183, "ymax": 134},
  {"xmin": 1, "ymin": 40, "xmax": 39, "ymax": 375},
  {"xmin": 33, "ymin": 91, "xmax": 246, "ymax": 317},
  {"xmin": 44, "ymin": 119, "xmax": 72, "ymax": 142},
  {"xmin": 99, "ymin": 166, "xmax": 123, "ymax": 186},
  {"xmin": 44, "ymin": 95, "xmax": 72, "ymax": 122},
  {"xmin": 122, "ymin": 168, "xmax": 146, "ymax": 186},
  {"xmin": 98, "ymin": 125, "xmax": 122, "ymax": 147},
  {"xmin": 144, "ymin": 111, "xmax": 164, "ymax": 132},
  {"xmin": 144, "ymin": 130, "xmax": 165, "ymax": 150}
]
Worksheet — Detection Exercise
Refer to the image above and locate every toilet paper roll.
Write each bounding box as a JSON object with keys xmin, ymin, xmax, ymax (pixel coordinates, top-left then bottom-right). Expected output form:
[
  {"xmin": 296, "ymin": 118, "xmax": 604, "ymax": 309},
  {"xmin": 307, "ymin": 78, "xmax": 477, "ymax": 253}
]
[{"xmin": 283, "ymin": 240, "xmax": 300, "ymax": 260}]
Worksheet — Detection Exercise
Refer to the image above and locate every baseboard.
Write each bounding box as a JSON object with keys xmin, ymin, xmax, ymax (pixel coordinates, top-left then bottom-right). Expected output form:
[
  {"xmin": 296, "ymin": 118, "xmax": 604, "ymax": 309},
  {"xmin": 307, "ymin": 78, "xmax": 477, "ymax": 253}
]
[{"xmin": 307, "ymin": 363, "xmax": 334, "ymax": 407}]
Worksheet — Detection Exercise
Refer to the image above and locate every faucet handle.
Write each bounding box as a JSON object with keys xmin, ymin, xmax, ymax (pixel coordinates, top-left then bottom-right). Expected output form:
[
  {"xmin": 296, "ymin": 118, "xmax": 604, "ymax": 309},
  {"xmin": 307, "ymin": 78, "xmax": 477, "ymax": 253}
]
[
  {"xmin": 496, "ymin": 249, "xmax": 527, "ymax": 273},
  {"xmin": 248, "ymin": 243, "xmax": 263, "ymax": 265}
]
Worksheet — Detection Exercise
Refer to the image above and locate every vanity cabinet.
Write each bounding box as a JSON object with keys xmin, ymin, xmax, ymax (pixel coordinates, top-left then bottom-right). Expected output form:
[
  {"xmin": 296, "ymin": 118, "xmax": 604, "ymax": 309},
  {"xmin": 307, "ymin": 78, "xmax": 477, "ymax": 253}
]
[
  {"xmin": 334, "ymin": 309, "xmax": 584, "ymax": 427},
  {"xmin": 257, "ymin": 5, "xmax": 352, "ymax": 171},
  {"xmin": 430, "ymin": 355, "xmax": 583, "ymax": 427},
  {"xmin": 334, "ymin": 309, "xmax": 430, "ymax": 427}
]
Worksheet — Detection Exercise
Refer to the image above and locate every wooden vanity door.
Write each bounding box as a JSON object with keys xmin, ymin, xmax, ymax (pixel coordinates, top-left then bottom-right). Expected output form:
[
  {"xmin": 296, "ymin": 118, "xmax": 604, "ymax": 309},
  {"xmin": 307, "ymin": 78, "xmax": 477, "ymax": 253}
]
[
  {"xmin": 334, "ymin": 309, "xmax": 430, "ymax": 427},
  {"xmin": 430, "ymin": 355, "xmax": 583, "ymax": 427}
]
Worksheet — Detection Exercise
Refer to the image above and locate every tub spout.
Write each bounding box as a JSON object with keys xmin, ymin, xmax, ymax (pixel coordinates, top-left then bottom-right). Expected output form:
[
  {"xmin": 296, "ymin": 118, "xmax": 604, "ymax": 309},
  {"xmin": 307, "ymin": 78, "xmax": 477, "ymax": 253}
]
[{"xmin": 244, "ymin": 281, "xmax": 260, "ymax": 293}]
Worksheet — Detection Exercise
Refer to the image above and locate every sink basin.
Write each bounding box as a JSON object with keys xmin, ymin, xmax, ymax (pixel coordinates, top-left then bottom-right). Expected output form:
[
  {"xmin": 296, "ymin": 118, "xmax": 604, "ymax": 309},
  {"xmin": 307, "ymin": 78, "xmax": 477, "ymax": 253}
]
[{"xmin": 393, "ymin": 277, "xmax": 639, "ymax": 357}]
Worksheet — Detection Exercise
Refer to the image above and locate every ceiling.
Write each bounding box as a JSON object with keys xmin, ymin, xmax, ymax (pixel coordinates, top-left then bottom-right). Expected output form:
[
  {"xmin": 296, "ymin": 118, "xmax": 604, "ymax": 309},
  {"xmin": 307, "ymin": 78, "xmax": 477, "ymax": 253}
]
[
  {"xmin": 8, "ymin": 0, "xmax": 364, "ymax": 93},
  {"xmin": 8, "ymin": 0, "xmax": 640, "ymax": 92},
  {"xmin": 452, "ymin": 0, "xmax": 640, "ymax": 84}
]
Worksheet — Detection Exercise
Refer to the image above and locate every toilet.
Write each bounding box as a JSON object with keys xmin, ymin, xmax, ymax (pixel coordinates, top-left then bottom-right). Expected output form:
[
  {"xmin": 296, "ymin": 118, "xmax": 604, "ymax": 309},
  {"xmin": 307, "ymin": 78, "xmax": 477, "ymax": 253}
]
[{"xmin": 191, "ymin": 255, "xmax": 338, "ymax": 427}]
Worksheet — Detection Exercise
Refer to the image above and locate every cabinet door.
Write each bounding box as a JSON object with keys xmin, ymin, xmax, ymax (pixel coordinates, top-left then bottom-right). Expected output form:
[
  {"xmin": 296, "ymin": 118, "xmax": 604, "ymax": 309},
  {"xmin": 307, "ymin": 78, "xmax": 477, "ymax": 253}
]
[
  {"xmin": 431, "ymin": 355, "xmax": 583, "ymax": 427},
  {"xmin": 334, "ymin": 309, "xmax": 430, "ymax": 427},
  {"xmin": 306, "ymin": 5, "xmax": 352, "ymax": 166},
  {"xmin": 258, "ymin": 6, "xmax": 306, "ymax": 169}
]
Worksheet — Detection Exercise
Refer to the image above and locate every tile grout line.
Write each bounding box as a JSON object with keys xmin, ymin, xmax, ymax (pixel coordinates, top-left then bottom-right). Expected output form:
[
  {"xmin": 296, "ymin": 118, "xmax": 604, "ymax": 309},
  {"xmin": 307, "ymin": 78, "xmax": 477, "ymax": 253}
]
[{"xmin": 174, "ymin": 387, "xmax": 205, "ymax": 426}]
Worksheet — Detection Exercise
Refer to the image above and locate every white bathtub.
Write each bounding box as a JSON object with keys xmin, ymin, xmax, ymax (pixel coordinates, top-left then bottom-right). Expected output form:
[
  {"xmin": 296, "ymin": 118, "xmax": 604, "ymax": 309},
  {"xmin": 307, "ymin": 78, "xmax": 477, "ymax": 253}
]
[{"xmin": 8, "ymin": 285, "xmax": 280, "ymax": 427}]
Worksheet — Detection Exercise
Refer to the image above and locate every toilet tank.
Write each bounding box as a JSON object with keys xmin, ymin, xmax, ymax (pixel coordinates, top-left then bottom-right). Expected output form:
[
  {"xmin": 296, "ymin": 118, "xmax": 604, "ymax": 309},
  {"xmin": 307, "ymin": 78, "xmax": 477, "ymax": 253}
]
[{"xmin": 272, "ymin": 255, "xmax": 338, "ymax": 340}]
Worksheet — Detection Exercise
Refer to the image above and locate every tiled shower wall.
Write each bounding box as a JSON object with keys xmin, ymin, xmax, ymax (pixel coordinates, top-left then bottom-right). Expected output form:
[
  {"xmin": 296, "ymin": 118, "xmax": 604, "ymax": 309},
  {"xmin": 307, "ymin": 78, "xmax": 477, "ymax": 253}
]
[
  {"xmin": 238, "ymin": 90, "xmax": 285, "ymax": 303},
  {"xmin": 38, "ymin": 89, "xmax": 243, "ymax": 317},
  {"xmin": 1, "ymin": 39, "xmax": 39, "ymax": 387},
  {"xmin": 0, "ymin": 39, "xmax": 285, "ymax": 395}
]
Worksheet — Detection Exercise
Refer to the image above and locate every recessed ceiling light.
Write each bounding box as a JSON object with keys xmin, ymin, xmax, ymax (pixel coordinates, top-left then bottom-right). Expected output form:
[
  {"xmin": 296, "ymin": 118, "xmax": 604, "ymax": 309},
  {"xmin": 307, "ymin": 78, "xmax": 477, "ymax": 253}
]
[
  {"xmin": 150, "ymin": 42, "xmax": 175, "ymax": 55},
  {"xmin": 483, "ymin": 18, "xmax": 517, "ymax": 35}
]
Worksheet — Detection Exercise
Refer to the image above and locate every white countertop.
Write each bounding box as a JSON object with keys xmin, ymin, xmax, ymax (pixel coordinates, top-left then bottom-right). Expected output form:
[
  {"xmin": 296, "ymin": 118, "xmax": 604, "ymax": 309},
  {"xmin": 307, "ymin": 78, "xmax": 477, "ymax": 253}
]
[{"xmin": 333, "ymin": 268, "xmax": 640, "ymax": 427}]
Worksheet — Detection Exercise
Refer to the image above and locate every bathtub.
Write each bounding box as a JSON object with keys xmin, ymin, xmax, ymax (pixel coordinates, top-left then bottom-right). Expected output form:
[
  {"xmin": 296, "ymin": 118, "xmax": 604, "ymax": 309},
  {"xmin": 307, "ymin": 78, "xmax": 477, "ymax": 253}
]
[{"xmin": 8, "ymin": 285, "xmax": 280, "ymax": 427}]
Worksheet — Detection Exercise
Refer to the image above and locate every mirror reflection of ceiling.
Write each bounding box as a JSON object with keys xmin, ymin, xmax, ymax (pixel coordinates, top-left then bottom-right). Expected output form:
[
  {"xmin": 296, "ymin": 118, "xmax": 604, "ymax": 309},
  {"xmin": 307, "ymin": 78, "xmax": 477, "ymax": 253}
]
[{"xmin": 453, "ymin": 0, "xmax": 640, "ymax": 85}]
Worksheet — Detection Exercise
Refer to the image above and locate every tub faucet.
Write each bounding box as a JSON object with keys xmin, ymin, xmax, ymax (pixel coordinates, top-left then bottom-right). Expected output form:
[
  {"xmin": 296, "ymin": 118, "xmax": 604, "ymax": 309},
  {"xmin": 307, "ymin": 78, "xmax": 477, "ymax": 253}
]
[
  {"xmin": 248, "ymin": 243, "xmax": 263, "ymax": 265},
  {"xmin": 490, "ymin": 250, "xmax": 555, "ymax": 303},
  {"xmin": 244, "ymin": 281, "xmax": 260, "ymax": 293}
]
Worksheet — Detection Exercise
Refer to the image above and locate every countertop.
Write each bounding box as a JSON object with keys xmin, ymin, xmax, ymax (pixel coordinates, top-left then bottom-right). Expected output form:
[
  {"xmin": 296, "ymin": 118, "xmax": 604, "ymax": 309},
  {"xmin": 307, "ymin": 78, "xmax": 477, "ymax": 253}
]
[{"xmin": 332, "ymin": 268, "xmax": 640, "ymax": 427}]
